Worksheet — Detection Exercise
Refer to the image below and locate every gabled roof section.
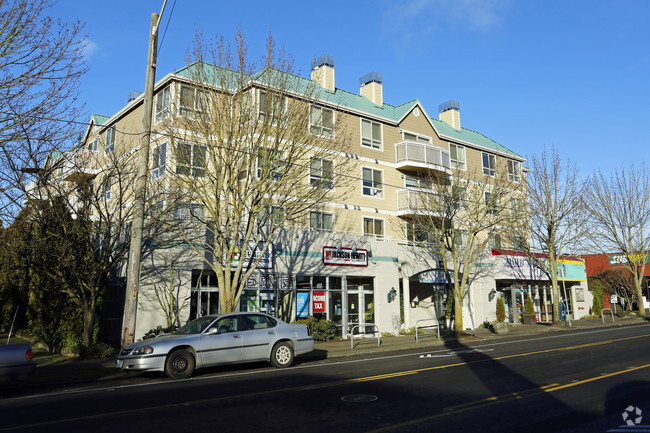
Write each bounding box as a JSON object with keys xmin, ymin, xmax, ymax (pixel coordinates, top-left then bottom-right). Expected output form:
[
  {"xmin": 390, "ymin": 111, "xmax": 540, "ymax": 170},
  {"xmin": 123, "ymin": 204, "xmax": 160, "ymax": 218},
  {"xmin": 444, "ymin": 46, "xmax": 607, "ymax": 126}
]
[{"xmin": 92, "ymin": 114, "xmax": 110, "ymax": 126}]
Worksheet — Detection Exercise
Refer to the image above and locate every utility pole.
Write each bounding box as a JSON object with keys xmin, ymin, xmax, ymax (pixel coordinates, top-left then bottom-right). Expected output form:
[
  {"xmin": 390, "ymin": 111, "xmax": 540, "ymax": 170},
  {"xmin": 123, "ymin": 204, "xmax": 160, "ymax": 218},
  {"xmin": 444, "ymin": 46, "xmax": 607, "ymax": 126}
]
[{"xmin": 121, "ymin": 2, "xmax": 167, "ymax": 347}]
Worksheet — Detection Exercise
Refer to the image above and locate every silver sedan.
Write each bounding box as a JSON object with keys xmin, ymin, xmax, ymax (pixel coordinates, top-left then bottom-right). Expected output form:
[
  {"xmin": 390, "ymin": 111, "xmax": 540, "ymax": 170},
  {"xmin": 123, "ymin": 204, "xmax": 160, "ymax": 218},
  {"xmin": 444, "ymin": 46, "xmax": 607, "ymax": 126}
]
[{"xmin": 116, "ymin": 312, "xmax": 314, "ymax": 379}]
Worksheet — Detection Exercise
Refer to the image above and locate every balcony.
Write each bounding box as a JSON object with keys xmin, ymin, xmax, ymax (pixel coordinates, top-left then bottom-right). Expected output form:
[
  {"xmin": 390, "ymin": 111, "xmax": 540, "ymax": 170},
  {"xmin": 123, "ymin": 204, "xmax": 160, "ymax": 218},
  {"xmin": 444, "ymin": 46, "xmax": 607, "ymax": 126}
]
[
  {"xmin": 395, "ymin": 141, "xmax": 451, "ymax": 174},
  {"xmin": 57, "ymin": 148, "xmax": 100, "ymax": 182},
  {"xmin": 396, "ymin": 188, "xmax": 441, "ymax": 217}
]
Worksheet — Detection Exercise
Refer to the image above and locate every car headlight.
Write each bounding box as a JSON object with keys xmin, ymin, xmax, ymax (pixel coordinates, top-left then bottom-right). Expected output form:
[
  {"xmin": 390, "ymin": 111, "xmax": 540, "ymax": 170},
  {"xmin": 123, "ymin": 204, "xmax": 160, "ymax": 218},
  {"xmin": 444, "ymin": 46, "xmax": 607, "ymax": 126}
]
[{"xmin": 132, "ymin": 346, "xmax": 154, "ymax": 355}]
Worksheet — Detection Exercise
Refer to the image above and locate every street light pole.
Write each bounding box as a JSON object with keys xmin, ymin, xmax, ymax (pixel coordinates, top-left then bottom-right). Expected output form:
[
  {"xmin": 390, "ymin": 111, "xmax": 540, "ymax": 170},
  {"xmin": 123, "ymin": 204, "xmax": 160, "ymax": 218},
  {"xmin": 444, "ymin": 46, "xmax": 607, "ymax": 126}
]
[{"xmin": 121, "ymin": 3, "xmax": 166, "ymax": 347}]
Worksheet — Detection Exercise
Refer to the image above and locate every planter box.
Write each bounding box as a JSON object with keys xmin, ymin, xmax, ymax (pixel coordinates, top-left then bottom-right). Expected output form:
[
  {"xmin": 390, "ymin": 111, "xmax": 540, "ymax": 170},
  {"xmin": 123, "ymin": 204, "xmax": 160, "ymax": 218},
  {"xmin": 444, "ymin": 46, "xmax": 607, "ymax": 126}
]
[
  {"xmin": 523, "ymin": 314, "xmax": 536, "ymax": 325},
  {"xmin": 494, "ymin": 322, "xmax": 508, "ymax": 334}
]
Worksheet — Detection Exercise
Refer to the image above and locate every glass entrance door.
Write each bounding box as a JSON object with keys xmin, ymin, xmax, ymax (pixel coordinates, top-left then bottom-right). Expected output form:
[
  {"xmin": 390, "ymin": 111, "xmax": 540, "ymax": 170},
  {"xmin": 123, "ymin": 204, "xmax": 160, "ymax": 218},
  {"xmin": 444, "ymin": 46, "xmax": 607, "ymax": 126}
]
[{"xmin": 346, "ymin": 277, "xmax": 374, "ymax": 335}]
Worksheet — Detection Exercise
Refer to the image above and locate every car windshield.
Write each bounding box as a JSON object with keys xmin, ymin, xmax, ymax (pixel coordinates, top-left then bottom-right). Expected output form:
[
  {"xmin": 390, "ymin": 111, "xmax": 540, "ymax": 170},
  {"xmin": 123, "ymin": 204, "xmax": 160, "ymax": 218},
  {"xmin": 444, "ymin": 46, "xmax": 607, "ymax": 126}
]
[{"xmin": 173, "ymin": 316, "xmax": 216, "ymax": 335}]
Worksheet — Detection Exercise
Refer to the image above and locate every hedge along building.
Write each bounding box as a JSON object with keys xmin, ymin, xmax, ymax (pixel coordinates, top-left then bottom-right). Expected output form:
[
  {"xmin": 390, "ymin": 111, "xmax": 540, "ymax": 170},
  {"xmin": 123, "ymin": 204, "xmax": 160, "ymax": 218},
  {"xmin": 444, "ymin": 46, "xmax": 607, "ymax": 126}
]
[{"xmin": 51, "ymin": 55, "xmax": 530, "ymax": 342}]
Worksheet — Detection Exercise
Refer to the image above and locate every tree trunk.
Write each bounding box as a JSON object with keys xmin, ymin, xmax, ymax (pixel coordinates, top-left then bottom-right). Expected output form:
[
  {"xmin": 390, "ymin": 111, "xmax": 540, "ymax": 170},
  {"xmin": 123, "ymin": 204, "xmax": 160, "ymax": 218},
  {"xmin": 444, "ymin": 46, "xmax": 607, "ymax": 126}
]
[
  {"xmin": 453, "ymin": 287, "xmax": 464, "ymax": 334},
  {"xmin": 81, "ymin": 305, "xmax": 95, "ymax": 353}
]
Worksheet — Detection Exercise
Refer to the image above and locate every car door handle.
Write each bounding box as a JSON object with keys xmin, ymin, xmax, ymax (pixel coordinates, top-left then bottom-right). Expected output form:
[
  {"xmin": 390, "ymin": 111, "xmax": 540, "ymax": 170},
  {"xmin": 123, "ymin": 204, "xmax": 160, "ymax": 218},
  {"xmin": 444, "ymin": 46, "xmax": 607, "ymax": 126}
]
[
  {"xmin": 232, "ymin": 334, "xmax": 240, "ymax": 339},
  {"xmin": 267, "ymin": 331, "xmax": 275, "ymax": 335}
]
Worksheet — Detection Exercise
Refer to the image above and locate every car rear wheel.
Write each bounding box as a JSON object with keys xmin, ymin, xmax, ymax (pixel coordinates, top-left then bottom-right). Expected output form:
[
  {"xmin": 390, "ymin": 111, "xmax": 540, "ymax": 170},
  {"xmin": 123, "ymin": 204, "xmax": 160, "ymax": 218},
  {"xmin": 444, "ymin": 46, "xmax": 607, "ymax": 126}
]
[
  {"xmin": 165, "ymin": 349, "xmax": 195, "ymax": 379},
  {"xmin": 270, "ymin": 342, "xmax": 294, "ymax": 368}
]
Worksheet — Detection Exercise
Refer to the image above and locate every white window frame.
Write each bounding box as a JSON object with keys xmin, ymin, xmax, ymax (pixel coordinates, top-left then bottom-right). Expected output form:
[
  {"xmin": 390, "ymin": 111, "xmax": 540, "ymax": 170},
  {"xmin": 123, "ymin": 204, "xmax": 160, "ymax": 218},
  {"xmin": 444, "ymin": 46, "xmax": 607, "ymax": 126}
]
[
  {"xmin": 485, "ymin": 191, "xmax": 498, "ymax": 214},
  {"xmin": 152, "ymin": 142, "xmax": 167, "ymax": 179},
  {"xmin": 361, "ymin": 119, "xmax": 382, "ymax": 150},
  {"xmin": 258, "ymin": 89, "xmax": 288, "ymax": 126},
  {"xmin": 309, "ymin": 210, "xmax": 334, "ymax": 231},
  {"xmin": 105, "ymin": 125, "xmax": 115, "ymax": 154},
  {"xmin": 363, "ymin": 216, "xmax": 385, "ymax": 239},
  {"xmin": 257, "ymin": 148, "xmax": 286, "ymax": 181},
  {"xmin": 179, "ymin": 84, "xmax": 208, "ymax": 118},
  {"xmin": 362, "ymin": 167, "xmax": 384, "ymax": 198},
  {"xmin": 401, "ymin": 130, "xmax": 431, "ymax": 144},
  {"xmin": 508, "ymin": 159, "xmax": 521, "ymax": 182},
  {"xmin": 450, "ymin": 143, "xmax": 466, "ymax": 170},
  {"xmin": 404, "ymin": 175, "xmax": 432, "ymax": 190},
  {"xmin": 155, "ymin": 86, "xmax": 170, "ymax": 123},
  {"xmin": 310, "ymin": 157, "xmax": 334, "ymax": 189},
  {"xmin": 176, "ymin": 142, "xmax": 207, "ymax": 177},
  {"xmin": 309, "ymin": 105, "xmax": 335, "ymax": 138},
  {"xmin": 482, "ymin": 152, "xmax": 496, "ymax": 176}
]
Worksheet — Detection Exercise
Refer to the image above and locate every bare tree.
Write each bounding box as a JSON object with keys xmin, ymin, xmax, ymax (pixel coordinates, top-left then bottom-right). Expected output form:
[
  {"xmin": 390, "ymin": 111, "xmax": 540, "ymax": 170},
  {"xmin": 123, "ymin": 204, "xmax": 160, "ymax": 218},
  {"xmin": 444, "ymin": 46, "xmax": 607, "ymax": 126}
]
[
  {"xmin": 161, "ymin": 30, "xmax": 354, "ymax": 313},
  {"xmin": 598, "ymin": 268, "xmax": 636, "ymax": 311},
  {"xmin": 518, "ymin": 147, "xmax": 589, "ymax": 324},
  {"xmin": 21, "ymin": 144, "xmax": 138, "ymax": 350},
  {"xmin": 408, "ymin": 167, "xmax": 524, "ymax": 334},
  {"xmin": 585, "ymin": 165, "xmax": 650, "ymax": 317},
  {"xmin": 0, "ymin": 0, "xmax": 87, "ymax": 224}
]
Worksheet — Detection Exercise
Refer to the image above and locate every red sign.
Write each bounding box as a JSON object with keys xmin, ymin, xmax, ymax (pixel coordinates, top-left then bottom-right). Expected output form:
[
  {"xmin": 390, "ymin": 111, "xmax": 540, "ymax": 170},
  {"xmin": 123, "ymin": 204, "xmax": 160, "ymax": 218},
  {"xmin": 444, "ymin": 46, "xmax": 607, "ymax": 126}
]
[
  {"xmin": 313, "ymin": 291, "xmax": 326, "ymax": 313},
  {"xmin": 322, "ymin": 246, "xmax": 368, "ymax": 267}
]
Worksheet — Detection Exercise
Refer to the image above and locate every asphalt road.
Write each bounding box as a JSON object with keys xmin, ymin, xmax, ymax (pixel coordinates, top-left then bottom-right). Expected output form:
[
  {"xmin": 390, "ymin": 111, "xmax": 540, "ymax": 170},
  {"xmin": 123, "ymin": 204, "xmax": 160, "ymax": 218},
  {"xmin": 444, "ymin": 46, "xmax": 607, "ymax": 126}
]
[{"xmin": 2, "ymin": 323, "xmax": 650, "ymax": 433}]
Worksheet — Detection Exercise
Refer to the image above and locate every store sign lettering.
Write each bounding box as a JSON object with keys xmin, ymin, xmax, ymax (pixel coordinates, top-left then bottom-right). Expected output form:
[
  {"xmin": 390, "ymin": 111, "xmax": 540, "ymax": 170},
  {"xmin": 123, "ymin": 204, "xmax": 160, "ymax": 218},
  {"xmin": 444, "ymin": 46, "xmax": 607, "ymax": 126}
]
[
  {"xmin": 322, "ymin": 246, "xmax": 368, "ymax": 267},
  {"xmin": 608, "ymin": 253, "xmax": 650, "ymax": 265},
  {"xmin": 313, "ymin": 291, "xmax": 326, "ymax": 313}
]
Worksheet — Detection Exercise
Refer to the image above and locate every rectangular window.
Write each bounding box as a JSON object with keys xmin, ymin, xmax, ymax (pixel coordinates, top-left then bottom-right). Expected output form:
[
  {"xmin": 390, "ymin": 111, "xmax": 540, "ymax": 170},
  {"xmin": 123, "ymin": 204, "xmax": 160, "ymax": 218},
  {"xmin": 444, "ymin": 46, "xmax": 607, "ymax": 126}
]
[
  {"xmin": 176, "ymin": 142, "xmax": 206, "ymax": 177},
  {"xmin": 310, "ymin": 211, "xmax": 333, "ymax": 231},
  {"xmin": 179, "ymin": 85, "xmax": 207, "ymax": 117},
  {"xmin": 450, "ymin": 143, "xmax": 466, "ymax": 170},
  {"xmin": 361, "ymin": 119, "xmax": 382, "ymax": 149},
  {"xmin": 406, "ymin": 222, "xmax": 432, "ymax": 243},
  {"xmin": 102, "ymin": 177, "xmax": 111, "ymax": 200},
  {"xmin": 363, "ymin": 217, "xmax": 384, "ymax": 238},
  {"xmin": 403, "ymin": 131, "xmax": 431, "ymax": 143},
  {"xmin": 155, "ymin": 87, "xmax": 170, "ymax": 122},
  {"xmin": 258, "ymin": 90, "xmax": 287, "ymax": 125},
  {"xmin": 404, "ymin": 175, "xmax": 432, "ymax": 189},
  {"xmin": 508, "ymin": 160, "xmax": 521, "ymax": 182},
  {"xmin": 453, "ymin": 186, "xmax": 468, "ymax": 210},
  {"xmin": 485, "ymin": 191, "xmax": 498, "ymax": 214},
  {"xmin": 105, "ymin": 125, "xmax": 115, "ymax": 154},
  {"xmin": 152, "ymin": 143, "xmax": 167, "ymax": 179},
  {"xmin": 310, "ymin": 157, "xmax": 334, "ymax": 189},
  {"xmin": 362, "ymin": 167, "xmax": 383, "ymax": 198},
  {"xmin": 257, "ymin": 149, "xmax": 285, "ymax": 181},
  {"xmin": 510, "ymin": 197, "xmax": 523, "ymax": 218},
  {"xmin": 488, "ymin": 234, "xmax": 502, "ymax": 249},
  {"xmin": 512, "ymin": 235, "xmax": 525, "ymax": 251},
  {"xmin": 482, "ymin": 152, "xmax": 496, "ymax": 176},
  {"xmin": 309, "ymin": 106, "xmax": 334, "ymax": 138},
  {"xmin": 174, "ymin": 204, "xmax": 204, "ymax": 220}
]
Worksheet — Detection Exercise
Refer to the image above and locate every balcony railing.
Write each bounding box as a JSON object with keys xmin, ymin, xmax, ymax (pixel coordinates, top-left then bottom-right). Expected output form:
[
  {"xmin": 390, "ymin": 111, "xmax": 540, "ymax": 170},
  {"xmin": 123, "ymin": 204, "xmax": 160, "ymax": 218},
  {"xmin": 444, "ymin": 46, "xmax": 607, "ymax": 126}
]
[
  {"xmin": 58, "ymin": 149, "xmax": 99, "ymax": 181},
  {"xmin": 395, "ymin": 141, "xmax": 451, "ymax": 173},
  {"xmin": 396, "ymin": 188, "xmax": 441, "ymax": 217}
]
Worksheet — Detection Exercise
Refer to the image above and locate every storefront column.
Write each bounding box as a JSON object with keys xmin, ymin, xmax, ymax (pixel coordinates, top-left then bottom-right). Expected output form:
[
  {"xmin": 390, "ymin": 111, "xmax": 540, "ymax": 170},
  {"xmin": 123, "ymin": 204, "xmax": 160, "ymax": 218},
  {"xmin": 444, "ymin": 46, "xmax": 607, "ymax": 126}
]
[
  {"xmin": 543, "ymin": 287, "xmax": 549, "ymax": 322},
  {"xmin": 402, "ymin": 276, "xmax": 411, "ymax": 329}
]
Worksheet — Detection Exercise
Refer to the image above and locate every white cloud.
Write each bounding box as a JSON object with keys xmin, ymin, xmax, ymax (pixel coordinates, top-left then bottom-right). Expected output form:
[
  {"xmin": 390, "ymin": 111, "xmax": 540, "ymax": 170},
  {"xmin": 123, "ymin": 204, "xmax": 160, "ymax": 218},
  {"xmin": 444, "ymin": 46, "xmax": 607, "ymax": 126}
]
[{"xmin": 81, "ymin": 39, "xmax": 99, "ymax": 61}]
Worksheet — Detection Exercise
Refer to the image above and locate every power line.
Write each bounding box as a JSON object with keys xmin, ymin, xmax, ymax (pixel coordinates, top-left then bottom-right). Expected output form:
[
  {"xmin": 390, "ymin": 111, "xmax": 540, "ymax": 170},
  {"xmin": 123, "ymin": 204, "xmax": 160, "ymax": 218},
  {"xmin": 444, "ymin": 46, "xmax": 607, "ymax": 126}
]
[{"xmin": 157, "ymin": 0, "xmax": 177, "ymax": 55}]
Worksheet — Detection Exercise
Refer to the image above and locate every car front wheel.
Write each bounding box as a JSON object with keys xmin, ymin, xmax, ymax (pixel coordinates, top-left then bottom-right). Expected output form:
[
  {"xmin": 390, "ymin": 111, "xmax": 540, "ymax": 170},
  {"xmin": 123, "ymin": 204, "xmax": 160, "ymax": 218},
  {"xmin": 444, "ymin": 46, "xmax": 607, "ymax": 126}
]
[
  {"xmin": 165, "ymin": 349, "xmax": 195, "ymax": 379},
  {"xmin": 270, "ymin": 342, "xmax": 294, "ymax": 368}
]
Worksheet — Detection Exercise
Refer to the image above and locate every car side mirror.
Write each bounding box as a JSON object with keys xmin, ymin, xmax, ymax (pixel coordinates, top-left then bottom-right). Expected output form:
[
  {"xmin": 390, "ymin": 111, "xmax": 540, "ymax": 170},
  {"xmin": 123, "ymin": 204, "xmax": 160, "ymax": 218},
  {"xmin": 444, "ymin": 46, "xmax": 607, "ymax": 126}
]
[{"xmin": 205, "ymin": 327, "xmax": 218, "ymax": 336}]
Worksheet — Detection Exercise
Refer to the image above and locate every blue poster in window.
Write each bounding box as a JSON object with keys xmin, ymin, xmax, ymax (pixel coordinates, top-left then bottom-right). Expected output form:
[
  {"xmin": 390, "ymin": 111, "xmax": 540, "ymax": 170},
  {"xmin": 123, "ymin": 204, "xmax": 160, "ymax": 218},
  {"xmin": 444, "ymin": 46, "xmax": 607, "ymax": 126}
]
[{"xmin": 296, "ymin": 292, "xmax": 309, "ymax": 318}]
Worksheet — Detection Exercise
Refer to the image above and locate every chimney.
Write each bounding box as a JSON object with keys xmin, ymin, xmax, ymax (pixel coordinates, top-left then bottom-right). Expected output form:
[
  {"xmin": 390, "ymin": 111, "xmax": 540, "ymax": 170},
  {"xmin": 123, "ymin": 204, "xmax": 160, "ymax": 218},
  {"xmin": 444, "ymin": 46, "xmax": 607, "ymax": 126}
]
[
  {"xmin": 360, "ymin": 72, "xmax": 383, "ymax": 106},
  {"xmin": 439, "ymin": 100, "xmax": 461, "ymax": 130},
  {"xmin": 311, "ymin": 55, "xmax": 335, "ymax": 91}
]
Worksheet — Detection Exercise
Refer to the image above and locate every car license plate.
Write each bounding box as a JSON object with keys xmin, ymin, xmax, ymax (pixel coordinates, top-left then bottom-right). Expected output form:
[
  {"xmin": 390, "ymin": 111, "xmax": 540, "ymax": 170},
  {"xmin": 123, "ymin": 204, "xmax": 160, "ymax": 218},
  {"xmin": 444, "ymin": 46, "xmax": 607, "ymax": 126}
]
[{"xmin": 116, "ymin": 360, "xmax": 123, "ymax": 368}]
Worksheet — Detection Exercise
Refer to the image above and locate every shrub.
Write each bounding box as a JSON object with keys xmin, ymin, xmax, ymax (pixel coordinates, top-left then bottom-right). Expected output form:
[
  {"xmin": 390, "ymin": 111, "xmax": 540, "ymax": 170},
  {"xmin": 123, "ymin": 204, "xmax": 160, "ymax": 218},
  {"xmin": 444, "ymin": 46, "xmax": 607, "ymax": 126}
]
[
  {"xmin": 524, "ymin": 296, "xmax": 535, "ymax": 315},
  {"xmin": 142, "ymin": 324, "xmax": 177, "ymax": 340},
  {"xmin": 496, "ymin": 297, "xmax": 506, "ymax": 323},
  {"xmin": 293, "ymin": 317, "xmax": 337, "ymax": 341}
]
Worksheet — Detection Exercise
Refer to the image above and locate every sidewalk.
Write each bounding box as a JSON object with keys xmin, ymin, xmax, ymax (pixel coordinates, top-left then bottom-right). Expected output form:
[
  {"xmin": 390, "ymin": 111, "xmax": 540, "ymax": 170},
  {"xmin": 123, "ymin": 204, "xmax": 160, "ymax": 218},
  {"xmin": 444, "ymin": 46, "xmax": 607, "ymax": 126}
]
[
  {"xmin": 2, "ymin": 315, "xmax": 644, "ymax": 394},
  {"xmin": 313, "ymin": 314, "xmax": 643, "ymax": 359}
]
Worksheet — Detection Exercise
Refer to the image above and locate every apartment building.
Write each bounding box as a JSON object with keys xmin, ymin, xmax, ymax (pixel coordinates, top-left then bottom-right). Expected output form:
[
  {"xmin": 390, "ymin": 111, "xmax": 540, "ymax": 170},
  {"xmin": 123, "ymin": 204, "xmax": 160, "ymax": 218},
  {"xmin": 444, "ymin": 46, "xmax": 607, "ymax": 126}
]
[{"xmin": 49, "ymin": 54, "xmax": 594, "ymax": 341}]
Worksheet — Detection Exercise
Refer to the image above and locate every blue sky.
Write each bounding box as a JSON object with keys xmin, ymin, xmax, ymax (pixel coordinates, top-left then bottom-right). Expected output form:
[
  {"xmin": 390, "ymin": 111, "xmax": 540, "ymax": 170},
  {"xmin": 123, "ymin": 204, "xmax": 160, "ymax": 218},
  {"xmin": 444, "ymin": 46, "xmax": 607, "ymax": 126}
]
[{"xmin": 53, "ymin": 0, "xmax": 649, "ymax": 175}]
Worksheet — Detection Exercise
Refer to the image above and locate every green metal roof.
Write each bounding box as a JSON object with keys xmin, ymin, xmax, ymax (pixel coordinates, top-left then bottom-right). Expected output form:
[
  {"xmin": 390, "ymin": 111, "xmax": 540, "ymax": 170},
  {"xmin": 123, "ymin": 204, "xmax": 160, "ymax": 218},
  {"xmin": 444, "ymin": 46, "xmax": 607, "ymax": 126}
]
[
  {"xmin": 172, "ymin": 62, "xmax": 523, "ymax": 160},
  {"xmin": 92, "ymin": 114, "xmax": 110, "ymax": 126}
]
